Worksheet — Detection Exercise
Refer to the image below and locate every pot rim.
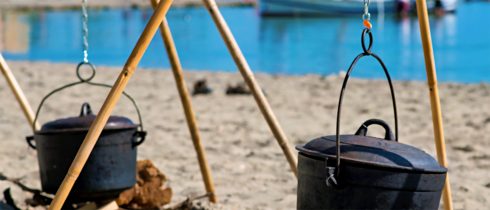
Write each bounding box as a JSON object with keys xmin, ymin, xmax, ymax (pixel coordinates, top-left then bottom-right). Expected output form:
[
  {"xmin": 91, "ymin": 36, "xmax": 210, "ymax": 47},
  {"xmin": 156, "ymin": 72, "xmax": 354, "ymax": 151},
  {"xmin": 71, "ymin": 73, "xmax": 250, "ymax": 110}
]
[
  {"xmin": 33, "ymin": 125, "xmax": 138, "ymax": 135},
  {"xmin": 298, "ymin": 151, "xmax": 447, "ymax": 174}
]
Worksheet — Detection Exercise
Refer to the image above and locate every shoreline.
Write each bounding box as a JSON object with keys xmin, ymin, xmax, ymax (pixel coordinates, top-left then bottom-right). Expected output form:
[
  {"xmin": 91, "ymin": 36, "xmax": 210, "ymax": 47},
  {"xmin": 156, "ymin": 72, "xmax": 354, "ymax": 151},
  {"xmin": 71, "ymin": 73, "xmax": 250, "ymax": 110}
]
[
  {"xmin": 0, "ymin": 61, "xmax": 489, "ymax": 209},
  {"xmin": 5, "ymin": 60, "xmax": 488, "ymax": 85}
]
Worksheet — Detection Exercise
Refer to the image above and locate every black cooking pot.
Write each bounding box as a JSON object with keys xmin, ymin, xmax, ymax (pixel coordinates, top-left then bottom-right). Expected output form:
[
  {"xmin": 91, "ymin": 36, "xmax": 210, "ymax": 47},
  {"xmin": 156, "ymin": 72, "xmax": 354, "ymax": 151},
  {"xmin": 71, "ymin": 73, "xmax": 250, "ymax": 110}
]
[
  {"xmin": 296, "ymin": 29, "xmax": 447, "ymax": 210},
  {"xmin": 26, "ymin": 102, "xmax": 146, "ymax": 202}
]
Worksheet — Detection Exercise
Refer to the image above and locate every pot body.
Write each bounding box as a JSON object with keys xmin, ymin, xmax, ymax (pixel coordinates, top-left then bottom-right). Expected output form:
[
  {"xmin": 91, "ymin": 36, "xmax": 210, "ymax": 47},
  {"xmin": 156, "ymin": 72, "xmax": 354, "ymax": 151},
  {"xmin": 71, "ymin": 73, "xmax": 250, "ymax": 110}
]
[
  {"xmin": 33, "ymin": 128, "xmax": 138, "ymax": 201},
  {"xmin": 297, "ymin": 153, "xmax": 446, "ymax": 210}
]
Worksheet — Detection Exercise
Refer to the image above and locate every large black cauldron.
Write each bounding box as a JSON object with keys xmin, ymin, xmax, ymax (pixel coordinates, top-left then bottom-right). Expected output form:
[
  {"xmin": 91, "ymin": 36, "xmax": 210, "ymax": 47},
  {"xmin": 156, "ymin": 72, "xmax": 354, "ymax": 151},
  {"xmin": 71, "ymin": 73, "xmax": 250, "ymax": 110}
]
[
  {"xmin": 296, "ymin": 29, "xmax": 447, "ymax": 210},
  {"xmin": 27, "ymin": 103, "xmax": 146, "ymax": 201},
  {"xmin": 296, "ymin": 123, "xmax": 447, "ymax": 209}
]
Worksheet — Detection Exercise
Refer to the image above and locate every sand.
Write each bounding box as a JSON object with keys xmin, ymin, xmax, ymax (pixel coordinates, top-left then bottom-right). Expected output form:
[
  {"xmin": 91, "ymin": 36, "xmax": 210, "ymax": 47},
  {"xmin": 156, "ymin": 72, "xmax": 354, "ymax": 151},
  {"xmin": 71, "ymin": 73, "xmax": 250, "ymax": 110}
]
[{"xmin": 0, "ymin": 61, "xmax": 489, "ymax": 209}]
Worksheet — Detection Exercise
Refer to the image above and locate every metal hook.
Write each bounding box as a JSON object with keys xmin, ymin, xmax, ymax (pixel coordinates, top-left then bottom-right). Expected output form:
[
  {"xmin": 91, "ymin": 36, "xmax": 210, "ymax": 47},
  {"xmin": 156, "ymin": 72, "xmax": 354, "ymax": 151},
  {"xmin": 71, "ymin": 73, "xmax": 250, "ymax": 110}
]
[{"xmin": 363, "ymin": 0, "xmax": 371, "ymax": 21}]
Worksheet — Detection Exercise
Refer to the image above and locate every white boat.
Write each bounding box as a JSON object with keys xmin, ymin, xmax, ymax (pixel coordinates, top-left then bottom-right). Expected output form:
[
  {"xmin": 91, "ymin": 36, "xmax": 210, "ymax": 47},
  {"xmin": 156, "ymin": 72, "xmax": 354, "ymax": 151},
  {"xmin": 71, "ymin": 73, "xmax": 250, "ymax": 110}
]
[
  {"xmin": 258, "ymin": 0, "xmax": 456, "ymax": 16},
  {"xmin": 259, "ymin": 0, "xmax": 399, "ymax": 16},
  {"xmin": 440, "ymin": 0, "xmax": 457, "ymax": 12}
]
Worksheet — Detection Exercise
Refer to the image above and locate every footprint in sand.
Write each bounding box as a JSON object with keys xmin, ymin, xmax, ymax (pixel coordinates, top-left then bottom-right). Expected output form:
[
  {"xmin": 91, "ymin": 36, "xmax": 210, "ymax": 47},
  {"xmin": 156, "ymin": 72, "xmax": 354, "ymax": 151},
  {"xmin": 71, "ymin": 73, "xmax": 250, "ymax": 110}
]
[
  {"xmin": 484, "ymin": 117, "xmax": 490, "ymax": 124},
  {"xmin": 452, "ymin": 145, "xmax": 475, "ymax": 153},
  {"xmin": 470, "ymin": 154, "xmax": 490, "ymax": 160}
]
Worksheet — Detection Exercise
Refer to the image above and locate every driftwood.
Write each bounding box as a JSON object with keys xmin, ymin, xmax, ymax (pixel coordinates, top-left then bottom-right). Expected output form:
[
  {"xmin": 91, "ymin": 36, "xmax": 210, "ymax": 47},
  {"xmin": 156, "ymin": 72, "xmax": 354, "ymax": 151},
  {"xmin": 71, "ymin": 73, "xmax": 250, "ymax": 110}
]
[
  {"xmin": 163, "ymin": 193, "xmax": 209, "ymax": 210},
  {"xmin": 0, "ymin": 173, "xmax": 53, "ymax": 208},
  {"xmin": 3, "ymin": 188, "xmax": 20, "ymax": 210},
  {"xmin": 0, "ymin": 173, "xmax": 38, "ymax": 194},
  {"xmin": 0, "ymin": 171, "xmax": 210, "ymax": 210},
  {"xmin": 116, "ymin": 160, "xmax": 172, "ymax": 209}
]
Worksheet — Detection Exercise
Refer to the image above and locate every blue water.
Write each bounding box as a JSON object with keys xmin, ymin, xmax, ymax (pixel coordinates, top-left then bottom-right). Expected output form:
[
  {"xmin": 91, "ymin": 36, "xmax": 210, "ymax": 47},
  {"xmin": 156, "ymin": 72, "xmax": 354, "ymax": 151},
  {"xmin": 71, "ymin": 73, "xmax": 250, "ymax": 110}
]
[{"xmin": 1, "ymin": 3, "xmax": 489, "ymax": 83}]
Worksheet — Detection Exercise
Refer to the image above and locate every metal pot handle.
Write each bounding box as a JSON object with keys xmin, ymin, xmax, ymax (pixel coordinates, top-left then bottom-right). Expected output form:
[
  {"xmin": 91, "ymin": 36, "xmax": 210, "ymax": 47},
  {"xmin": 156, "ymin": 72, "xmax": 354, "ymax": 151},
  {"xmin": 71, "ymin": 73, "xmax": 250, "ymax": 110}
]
[
  {"xmin": 133, "ymin": 131, "xmax": 147, "ymax": 147},
  {"xmin": 354, "ymin": 119, "xmax": 396, "ymax": 141},
  {"xmin": 332, "ymin": 29, "xmax": 398, "ymax": 182},
  {"xmin": 26, "ymin": 136, "xmax": 36, "ymax": 149},
  {"xmin": 31, "ymin": 62, "xmax": 145, "ymax": 133}
]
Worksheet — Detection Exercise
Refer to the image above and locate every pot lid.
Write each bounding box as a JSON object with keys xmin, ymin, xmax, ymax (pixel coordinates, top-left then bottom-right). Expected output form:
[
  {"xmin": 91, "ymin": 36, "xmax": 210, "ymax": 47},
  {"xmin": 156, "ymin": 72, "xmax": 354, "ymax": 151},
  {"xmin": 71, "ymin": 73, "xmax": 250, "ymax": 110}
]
[
  {"xmin": 40, "ymin": 103, "xmax": 136, "ymax": 132},
  {"xmin": 296, "ymin": 134, "xmax": 446, "ymax": 173}
]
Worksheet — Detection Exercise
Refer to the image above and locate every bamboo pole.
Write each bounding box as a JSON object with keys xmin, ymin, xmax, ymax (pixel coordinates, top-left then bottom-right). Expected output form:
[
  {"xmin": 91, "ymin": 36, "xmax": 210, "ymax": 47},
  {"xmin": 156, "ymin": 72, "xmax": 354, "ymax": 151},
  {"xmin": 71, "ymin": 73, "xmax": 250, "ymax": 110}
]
[
  {"xmin": 150, "ymin": 0, "xmax": 217, "ymax": 203},
  {"xmin": 415, "ymin": 1, "xmax": 453, "ymax": 210},
  {"xmin": 0, "ymin": 54, "xmax": 39, "ymax": 131},
  {"xmin": 200, "ymin": 0, "xmax": 298, "ymax": 178},
  {"xmin": 48, "ymin": 0, "xmax": 173, "ymax": 209}
]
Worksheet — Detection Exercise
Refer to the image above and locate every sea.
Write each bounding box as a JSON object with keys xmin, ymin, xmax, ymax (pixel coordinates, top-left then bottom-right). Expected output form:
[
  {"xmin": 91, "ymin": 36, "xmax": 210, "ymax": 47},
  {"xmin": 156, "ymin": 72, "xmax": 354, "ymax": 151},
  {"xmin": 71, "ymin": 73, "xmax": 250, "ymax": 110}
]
[{"xmin": 1, "ymin": 2, "xmax": 489, "ymax": 83}]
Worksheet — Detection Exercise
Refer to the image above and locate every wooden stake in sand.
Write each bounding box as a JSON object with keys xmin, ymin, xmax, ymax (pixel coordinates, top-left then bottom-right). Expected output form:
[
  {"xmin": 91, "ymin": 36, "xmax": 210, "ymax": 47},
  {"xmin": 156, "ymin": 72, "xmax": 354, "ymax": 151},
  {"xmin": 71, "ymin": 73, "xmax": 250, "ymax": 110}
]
[
  {"xmin": 150, "ymin": 0, "xmax": 217, "ymax": 203},
  {"xmin": 200, "ymin": 0, "xmax": 298, "ymax": 178},
  {"xmin": 415, "ymin": 1, "xmax": 453, "ymax": 210},
  {"xmin": 0, "ymin": 54, "xmax": 39, "ymax": 131},
  {"xmin": 48, "ymin": 0, "xmax": 174, "ymax": 209}
]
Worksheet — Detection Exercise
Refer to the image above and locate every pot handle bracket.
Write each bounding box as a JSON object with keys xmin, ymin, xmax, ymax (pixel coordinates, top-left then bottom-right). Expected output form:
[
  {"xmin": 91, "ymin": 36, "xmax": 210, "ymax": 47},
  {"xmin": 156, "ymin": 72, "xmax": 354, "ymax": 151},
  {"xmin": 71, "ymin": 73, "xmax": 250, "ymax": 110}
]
[
  {"xmin": 26, "ymin": 136, "xmax": 36, "ymax": 149},
  {"xmin": 133, "ymin": 131, "xmax": 147, "ymax": 147},
  {"xmin": 325, "ymin": 158, "xmax": 338, "ymax": 187}
]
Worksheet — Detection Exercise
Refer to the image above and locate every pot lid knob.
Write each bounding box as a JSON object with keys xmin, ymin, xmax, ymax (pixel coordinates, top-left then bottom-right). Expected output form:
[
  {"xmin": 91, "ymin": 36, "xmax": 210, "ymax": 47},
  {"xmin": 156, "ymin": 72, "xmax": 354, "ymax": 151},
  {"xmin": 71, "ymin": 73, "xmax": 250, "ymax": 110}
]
[{"xmin": 80, "ymin": 102, "xmax": 94, "ymax": 117}]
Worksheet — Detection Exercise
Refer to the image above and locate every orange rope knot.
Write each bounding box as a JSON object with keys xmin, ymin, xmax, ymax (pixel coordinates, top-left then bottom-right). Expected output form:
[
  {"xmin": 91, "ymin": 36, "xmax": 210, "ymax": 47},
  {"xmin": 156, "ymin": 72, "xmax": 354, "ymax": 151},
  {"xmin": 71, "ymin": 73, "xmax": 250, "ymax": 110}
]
[{"xmin": 363, "ymin": 19, "xmax": 372, "ymax": 29}]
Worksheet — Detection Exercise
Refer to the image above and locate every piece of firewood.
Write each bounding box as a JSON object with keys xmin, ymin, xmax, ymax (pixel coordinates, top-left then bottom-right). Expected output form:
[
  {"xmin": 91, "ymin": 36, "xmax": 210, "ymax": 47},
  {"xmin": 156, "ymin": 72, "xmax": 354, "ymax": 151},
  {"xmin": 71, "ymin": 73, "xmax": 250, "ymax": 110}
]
[{"xmin": 97, "ymin": 201, "xmax": 120, "ymax": 210}]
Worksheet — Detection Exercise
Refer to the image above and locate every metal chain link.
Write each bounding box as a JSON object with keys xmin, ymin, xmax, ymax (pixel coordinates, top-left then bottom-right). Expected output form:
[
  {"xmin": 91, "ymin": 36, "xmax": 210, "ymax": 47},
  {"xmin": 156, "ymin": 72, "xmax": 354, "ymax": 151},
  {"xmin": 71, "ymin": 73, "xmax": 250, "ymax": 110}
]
[
  {"xmin": 82, "ymin": 0, "xmax": 89, "ymax": 63},
  {"xmin": 362, "ymin": 0, "xmax": 371, "ymax": 21}
]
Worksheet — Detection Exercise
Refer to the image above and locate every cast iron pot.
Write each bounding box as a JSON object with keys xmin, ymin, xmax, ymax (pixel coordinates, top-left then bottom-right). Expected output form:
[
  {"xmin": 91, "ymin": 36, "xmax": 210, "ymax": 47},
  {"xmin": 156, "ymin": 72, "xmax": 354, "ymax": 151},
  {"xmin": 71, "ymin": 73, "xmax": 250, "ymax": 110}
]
[
  {"xmin": 26, "ymin": 103, "xmax": 146, "ymax": 202},
  {"xmin": 296, "ymin": 121, "xmax": 447, "ymax": 210},
  {"xmin": 296, "ymin": 32, "xmax": 447, "ymax": 210}
]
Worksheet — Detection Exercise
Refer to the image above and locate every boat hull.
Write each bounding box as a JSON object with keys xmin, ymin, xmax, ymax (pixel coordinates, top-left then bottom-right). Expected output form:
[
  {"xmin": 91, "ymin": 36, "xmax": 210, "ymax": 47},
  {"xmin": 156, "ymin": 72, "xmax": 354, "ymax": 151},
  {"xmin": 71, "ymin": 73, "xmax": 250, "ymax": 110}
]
[
  {"xmin": 258, "ymin": 0, "xmax": 442, "ymax": 16},
  {"xmin": 259, "ymin": 0, "xmax": 399, "ymax": 16}
]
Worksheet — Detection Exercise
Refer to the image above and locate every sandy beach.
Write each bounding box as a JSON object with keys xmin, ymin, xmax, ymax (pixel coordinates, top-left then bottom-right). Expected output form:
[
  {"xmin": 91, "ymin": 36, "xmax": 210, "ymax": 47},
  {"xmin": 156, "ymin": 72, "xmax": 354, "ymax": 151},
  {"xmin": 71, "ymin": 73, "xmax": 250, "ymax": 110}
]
[{"xmin": 0, "ymin": 61, "xmax": 489, "ymax": 209}]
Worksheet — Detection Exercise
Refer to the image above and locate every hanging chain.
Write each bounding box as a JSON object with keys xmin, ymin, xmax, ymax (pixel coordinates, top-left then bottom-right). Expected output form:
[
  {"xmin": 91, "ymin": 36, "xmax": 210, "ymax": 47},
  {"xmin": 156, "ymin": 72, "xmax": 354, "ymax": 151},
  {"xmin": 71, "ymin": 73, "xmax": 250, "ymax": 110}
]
[
  {"xmin": 82, "ymin": 0, "xmax": 89, "ymax": 63},
  {"xmin": 362, "ymin": 0, "xmax": 370, "ymax": 21},
  {"xmin": 362, "ymin": 0, "xmax": 372, "ymax": 29}
]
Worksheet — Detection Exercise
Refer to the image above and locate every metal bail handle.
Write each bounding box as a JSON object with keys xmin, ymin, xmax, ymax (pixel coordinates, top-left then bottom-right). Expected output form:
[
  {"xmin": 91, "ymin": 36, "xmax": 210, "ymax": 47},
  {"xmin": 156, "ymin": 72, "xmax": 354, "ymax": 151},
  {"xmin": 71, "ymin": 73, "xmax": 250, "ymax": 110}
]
[
  {"xmin": 333, "ymin": 29, "xmax": 399, "ymax": 180},
  {"xmin": 31, "ymin": 61, "xmax": 145, "ymax": 134}
]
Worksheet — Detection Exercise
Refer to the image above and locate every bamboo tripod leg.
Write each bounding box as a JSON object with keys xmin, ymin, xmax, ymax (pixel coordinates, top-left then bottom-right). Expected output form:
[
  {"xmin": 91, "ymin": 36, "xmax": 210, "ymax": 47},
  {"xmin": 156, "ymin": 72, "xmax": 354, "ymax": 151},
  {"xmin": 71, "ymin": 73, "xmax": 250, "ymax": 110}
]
[
  {"xmin": 48, "ymin": 0, "xmax": 174, "ymax": 209},
  {"xmin": 201, "ymin": 0, "xmax": 298, "ymax": 178},
  {"xmin": 0, "ymin": 54, "xmax": 39, "ymax": 131},
  {"xmin": 150, "ymin": 0, "xmax": 217, "ymax": 203},
  {"xmin": 415, "ymin": 1, "xmax": 453, "ymax": 210}
]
